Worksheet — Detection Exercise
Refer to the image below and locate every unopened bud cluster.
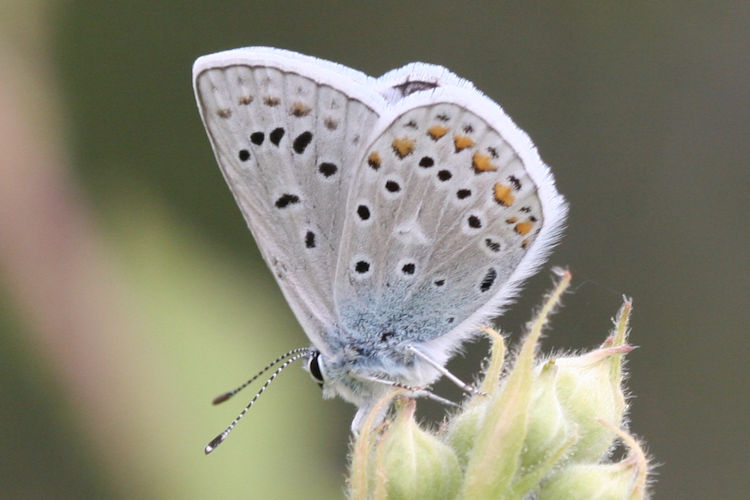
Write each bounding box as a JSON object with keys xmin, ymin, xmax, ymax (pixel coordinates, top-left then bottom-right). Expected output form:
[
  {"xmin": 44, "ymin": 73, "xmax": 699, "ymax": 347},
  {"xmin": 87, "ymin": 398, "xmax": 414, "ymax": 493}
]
[{"xmin": 347, "ymin": 272, "xmax": 650, "ymax": 499}]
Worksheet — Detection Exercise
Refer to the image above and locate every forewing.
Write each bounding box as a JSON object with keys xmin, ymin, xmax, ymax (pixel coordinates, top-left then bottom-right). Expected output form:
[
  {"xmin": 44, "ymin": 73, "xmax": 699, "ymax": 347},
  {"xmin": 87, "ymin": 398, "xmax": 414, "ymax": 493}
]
[
  {"xmin": 333, "ymin": 86, "xmax": 567, "ymax": 349},
  {"xmin": 193, "ymin": 48, "xmax": 383, "ymax": 354}
]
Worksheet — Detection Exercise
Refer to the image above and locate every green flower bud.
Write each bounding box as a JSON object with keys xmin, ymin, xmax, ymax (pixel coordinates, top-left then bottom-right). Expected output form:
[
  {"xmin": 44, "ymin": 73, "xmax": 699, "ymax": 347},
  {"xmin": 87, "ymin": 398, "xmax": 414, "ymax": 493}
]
[
  {"xmin": 539, "ymin": 462, "xmax": 642, "ymax": 499},
  {"xmin": 445, "ymin": 399, "xmax": 488, "ymax": 468},
  {"xmin": 550, "ymin": 302, "xmax": 633, "ymax": 463},
  {"xmin": 521, "ymin": 360, "xmax": 573, "ymax": 470},
  {"xmin": 377, "ymin": 399, "xmax": 461, "ymax": 500},
  {"xmin": 539, "ymin": 419, "xmax": 650, "ymax": 500}
]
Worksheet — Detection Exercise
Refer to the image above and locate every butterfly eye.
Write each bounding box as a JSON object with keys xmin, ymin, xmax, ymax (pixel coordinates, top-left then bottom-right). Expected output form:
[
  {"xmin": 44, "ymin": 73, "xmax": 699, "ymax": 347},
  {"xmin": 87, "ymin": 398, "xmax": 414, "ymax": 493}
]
[{"xmin": 308, "ymin": 350, "xmax": 325, "ymax": 386}]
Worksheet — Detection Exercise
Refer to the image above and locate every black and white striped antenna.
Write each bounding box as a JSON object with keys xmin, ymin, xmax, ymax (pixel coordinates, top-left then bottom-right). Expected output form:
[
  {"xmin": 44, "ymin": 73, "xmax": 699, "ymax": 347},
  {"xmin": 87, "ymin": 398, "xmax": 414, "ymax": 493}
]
[{"xmin": 205, "ymin": 347, "xmax": 311, "ymax": 454}]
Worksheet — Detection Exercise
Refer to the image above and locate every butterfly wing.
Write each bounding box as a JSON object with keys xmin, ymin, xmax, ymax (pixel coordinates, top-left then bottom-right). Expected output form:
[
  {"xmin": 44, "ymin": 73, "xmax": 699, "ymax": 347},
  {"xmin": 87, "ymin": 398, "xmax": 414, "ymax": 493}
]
[
  {"xmin": 333, "ymin": 73, "xmax": 567, "ymax": 369},
  {"xmin": 193, "ymin": 48, "xmax": 384, "ymax": 355}
]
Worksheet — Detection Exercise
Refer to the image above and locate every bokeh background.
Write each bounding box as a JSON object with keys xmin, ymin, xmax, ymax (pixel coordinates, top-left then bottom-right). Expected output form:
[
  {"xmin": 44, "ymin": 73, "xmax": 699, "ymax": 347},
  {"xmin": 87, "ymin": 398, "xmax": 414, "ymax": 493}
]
[{"xmin": 1, "ymin": 1, "xmax": 748, "ymax": 498}]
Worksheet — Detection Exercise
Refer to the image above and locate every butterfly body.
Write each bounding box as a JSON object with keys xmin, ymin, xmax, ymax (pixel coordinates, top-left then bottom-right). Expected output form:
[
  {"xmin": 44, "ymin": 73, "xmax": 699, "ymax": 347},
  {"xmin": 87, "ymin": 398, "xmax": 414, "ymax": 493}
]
[{"xmin": 193, "ymin": 47, "xmax": 566, "ymax": 431}]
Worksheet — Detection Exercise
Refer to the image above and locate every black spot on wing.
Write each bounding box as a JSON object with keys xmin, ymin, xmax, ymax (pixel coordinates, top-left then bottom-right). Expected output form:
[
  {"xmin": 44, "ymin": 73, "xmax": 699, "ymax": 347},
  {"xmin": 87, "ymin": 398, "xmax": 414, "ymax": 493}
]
[
  {"xmin": 485, "ymin": 238, "xmax": 501, "ymax": 253},
  {"xmin": 293, "ymin": 131, "xmax": 313, "ymax": 154},
  {"xmin": 401, "ymin": 263, "xmax": 416, "ymax": 275},
  {"xmin": 357, "ymin": 205, "xmax": 371, "ymax": 220},
  {"xmin": 318, "ymin": 162, "xmax": 337, "ymax": 177},
  {"xmin": 305, "ymin": 231, "xmax": 316, "ymax": 248},
  {"xmin": 250, "ymin": 132, "xmax": 264, "ymax": 145},
  {"xmin": 468, "ymin": 215, "xmax": 482, "ymax": 228},
  {"xmin": 480, "ymin": 268, "xmax": 497, "ymax": 292},
  {"xmin": 270, "ymin": 127, "xmax": 285, "ymax": 146},
  {"xmin": 355, "ymin": 260, "xmax": 370, "ymax": 274},
  {"xmin": 275, "ymin": 193, "xmax": 299, "ymax": 208},
  {"xmin": 419, "ymin": 156, "xmax": 434, "ymax": 168}
]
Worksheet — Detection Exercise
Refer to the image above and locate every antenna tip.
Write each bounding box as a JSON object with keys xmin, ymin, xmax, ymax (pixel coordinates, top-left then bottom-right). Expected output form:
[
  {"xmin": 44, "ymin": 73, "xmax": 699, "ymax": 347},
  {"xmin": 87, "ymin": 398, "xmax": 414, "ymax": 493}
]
[
  {"xmin": 205, "ymin": 434, "xmax": 225, "ymax": 455},
  {"xmin": 212, "ymin": 392, "xmax": 233, "ymax": 405}
]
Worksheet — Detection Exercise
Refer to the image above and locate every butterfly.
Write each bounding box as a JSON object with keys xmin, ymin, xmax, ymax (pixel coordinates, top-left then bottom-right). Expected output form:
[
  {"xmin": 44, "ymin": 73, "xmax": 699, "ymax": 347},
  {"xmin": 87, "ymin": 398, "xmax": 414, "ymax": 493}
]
[{"xmin": 193, "ymin": 47, "xmax": 566, "ymax": 453}]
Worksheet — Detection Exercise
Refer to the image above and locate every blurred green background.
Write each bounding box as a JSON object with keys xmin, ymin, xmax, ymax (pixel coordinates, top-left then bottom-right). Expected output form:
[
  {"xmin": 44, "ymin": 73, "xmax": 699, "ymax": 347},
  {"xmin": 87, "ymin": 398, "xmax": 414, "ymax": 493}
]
[{"xmin": 1, "ymin": 1, "xmax": 747, "ymax": 498}]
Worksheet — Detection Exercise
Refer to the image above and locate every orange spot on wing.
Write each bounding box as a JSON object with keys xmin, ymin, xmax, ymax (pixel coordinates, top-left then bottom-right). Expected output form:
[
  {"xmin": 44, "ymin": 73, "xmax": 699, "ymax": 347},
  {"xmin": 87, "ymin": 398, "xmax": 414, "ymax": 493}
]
[
  {"xmin": 505, "ymin": 217, "xmax": 518, "ymax": 224},
  {"xmin": 427, "ymin": 125, "xmax": 449, "ymax": 140},
  {"xmin": 515, "ymin": 221, "xmax": 533, "ymax": 235},
  {"xmin": 392, "ymin": 137, "xmax": 415, "ymax": 158},
  {"xmin": 368, "ymin": 151, "xmax": 382, "ymax": 170},
  {"xmin": 493, "ymin": 183, "xmax": 515, "ymax": 206},
  {"xmin": 454, "ymin": 135, "xmax": 475, "ymax": 152},
  {"xmin": 290, "ymin": 102, "xmax": 311, "ymax": 117},
  {"xmin": 473, "ymin": 152, "xmax": 498, "ymax": 173}
]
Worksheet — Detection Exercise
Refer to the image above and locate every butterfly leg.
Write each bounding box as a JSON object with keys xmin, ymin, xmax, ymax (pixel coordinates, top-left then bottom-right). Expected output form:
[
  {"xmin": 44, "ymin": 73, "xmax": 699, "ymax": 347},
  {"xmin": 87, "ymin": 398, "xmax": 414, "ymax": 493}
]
[
  {"xmin": 349, "ymin": 373, "xmax": 460, "ymax": 434},
  {"xmin": 407, "ymin": 346, "xmax": 486, "ymax": 396},
  {"xmin": 353, "ymin": 373, "xmax": 460, "ymax": 407}
]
